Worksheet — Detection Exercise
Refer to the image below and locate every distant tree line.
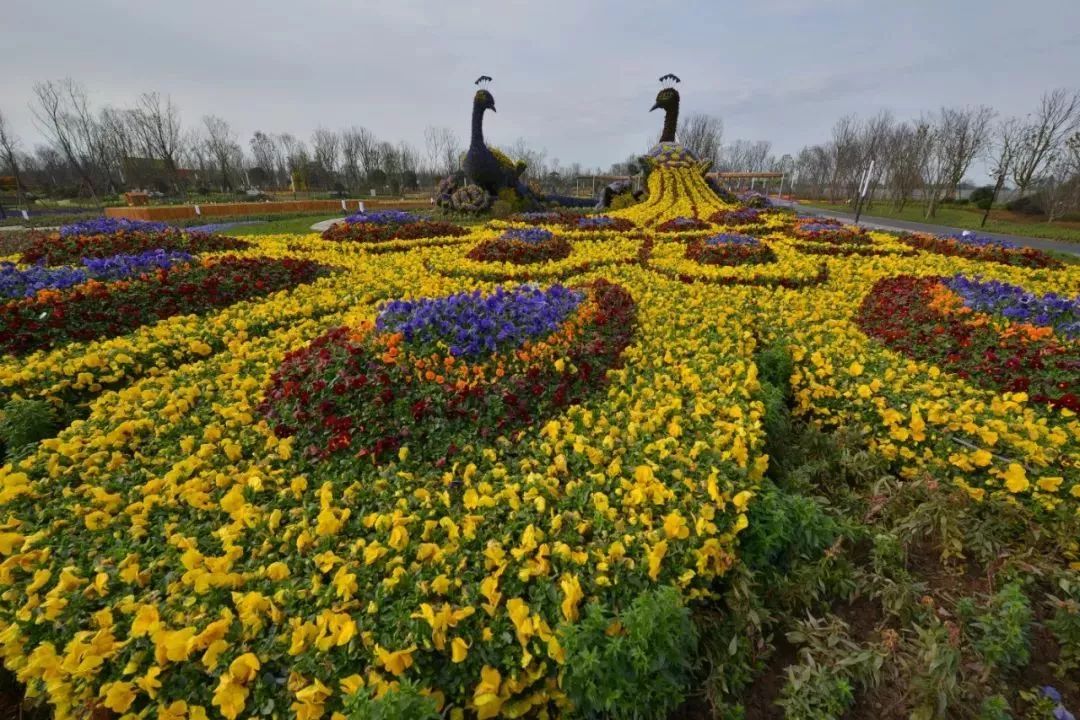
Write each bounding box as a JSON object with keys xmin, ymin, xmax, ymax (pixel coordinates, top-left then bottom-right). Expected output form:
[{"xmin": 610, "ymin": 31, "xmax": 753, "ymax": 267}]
[
  {"xmin": 0, "ymin": 78, "xmax": 604, "ymax": 205},
  {"xmin": 789, "ymin": 88, "xmax": 1080, "ymax": 221}
]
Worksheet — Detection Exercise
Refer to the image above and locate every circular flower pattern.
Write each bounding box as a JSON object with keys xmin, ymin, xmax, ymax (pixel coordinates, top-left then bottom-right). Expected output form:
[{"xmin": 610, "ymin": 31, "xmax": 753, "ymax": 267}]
[
  {"xmin": 656, "ymin": 216, "xmax": 711, "ymax": 233},
  {"xmin": 261, "ymin": 280, "xmax": 636, "ymax": 463},
  {"xmin": 686, "ymin": 233, "xmax": 777, "ymax": 266},
  {"xmin": 856, "ymin": 274, "xmax": 1079, "ymax": 411},
  {"xmin": 466, "ymin": 228, "xmax": 572, "ymax": 264}
]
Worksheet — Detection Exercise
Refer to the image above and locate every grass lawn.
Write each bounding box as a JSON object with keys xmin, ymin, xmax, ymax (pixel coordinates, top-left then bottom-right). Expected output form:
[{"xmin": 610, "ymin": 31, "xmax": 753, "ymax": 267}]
[
  {"xmin": 227, "ymin": 213, "xmax": 344, "ymax": 236},
  {"xmin": 798, "ymin": 199, "xmax": 1080, "ymax": 243}
]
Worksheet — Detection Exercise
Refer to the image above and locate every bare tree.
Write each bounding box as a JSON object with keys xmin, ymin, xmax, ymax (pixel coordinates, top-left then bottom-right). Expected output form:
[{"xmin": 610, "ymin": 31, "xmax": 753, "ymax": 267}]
[
  {"xmin": 249, "ymin": 131, "xmax": 278, "ymax": 188},
  {"xmin": 922, "ymin": 106, "xmax": 995, "ymax": 218},
  {"xmin": 1012, "ymin": 89, "xmax": 1080, "ymax": 196},
  {"xmin": 980, "ymin": 117, "xmax": 1021, "ymax": 226},
  {"xmin": 31, "ymin": 79, "xmax": 101, "ymax": 199},
  {"xmin": 423, "ymin": 126, "xmax": 461, "ymax": 177},
  {"xmin": 311, "ymin": 127, "xmax": 341, "ymax": 187},
  {"xmin": 131, "ymin": 92, "xmax": 183, "ymax": 187},
  {"xmin": 677, "ymin": 113, "xmax": 723, "ymax": 169},
  {"xmin": 202, "ymin": 115, "xmax": 239, "ymax": 192},
  {"xmin": 0, "ymin": 109, "xmax": 26, "ymax": 206}
]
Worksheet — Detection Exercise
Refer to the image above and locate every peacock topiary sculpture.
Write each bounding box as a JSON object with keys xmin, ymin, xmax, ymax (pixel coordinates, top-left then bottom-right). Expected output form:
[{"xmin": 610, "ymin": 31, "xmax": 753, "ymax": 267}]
[{"xmin": 439, "ymin": 76, "xmax": 591, "ymax": 213}]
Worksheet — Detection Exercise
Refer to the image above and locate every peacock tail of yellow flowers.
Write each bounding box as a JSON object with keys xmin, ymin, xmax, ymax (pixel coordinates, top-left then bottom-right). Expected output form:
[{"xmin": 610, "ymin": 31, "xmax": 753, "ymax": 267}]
[{"xmin": 609, "ymin": 161, "xmax": 737, "ymax": 226}]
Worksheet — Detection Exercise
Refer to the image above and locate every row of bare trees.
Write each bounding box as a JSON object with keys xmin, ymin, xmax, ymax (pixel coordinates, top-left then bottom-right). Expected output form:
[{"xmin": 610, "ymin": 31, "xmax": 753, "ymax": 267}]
[
  {"xmin": 0, "ymin": 78, "xmax": 537, "ymax": 202},
  {"xmin": 791, "ymin": 88, "xmax": 1080, "ymax": 220}
]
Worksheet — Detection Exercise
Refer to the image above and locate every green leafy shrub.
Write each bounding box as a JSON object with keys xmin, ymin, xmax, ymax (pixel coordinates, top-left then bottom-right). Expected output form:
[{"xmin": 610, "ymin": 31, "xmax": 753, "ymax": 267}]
[
  {"xmin": 560, "ymin": 586, "xmax": 698, "ymax": 719},
  {"xmin": 0, "ymin": 398, "xmax": 58, "ymax": 459},
  {"xmin": 777, "ymin": 661, "xmax": 854, "ymax": 720},
  {"xmin": 978, "ymin": 694, "xmax": 1013, "ymax": 720},
  {"xmin": 1006, "ymin": 195, "xmax": 1045, "ymax": 216},
  {"xmin": 340, "ymin": 681, "xmax": 439, "ymax": 720},
  {"xmin": 1046, "ymin": 577, "xmax": 1080, "ymax": 677},
  {"xmin": 964, "ymin": 582, "xmax": 1033, "ymax": 671},
  {"xmin": 978, "ymin": 583, "xmax": 1034, "ymax": 670},
  {"xmin": 970, "ymin": 186, "xmax": 996, "ymax": 211}
]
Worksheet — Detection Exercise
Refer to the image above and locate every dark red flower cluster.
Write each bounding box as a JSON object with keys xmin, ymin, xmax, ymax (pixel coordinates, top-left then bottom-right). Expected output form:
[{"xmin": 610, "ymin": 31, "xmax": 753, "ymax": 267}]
[
  {"xmin": 896, "ymin": 233, "xmax": 1061, "ymax": 269},
  {"xmin": 321, "ymin": 220, "xmax": 469, "ymax": 243},
  {"xmin": 506, "ymin": 211, "xmax": 585, "ymax": 226},
  {"xmin": 0, "ymin": 256, "xmax": 329, "ymax": 356},
  {"xmin": 856, "ymin": 275, "xmax": 1079, "ymax": 411},
  {"xmin": 20, "ymin": 229, "xmax": 248, "ymax": 265},
  {"xmin": 792, "ymin": 243, "xmax": 917, "ymax": 258},
  {"xmin": 260, "ymin": 279, "xmax": 636, "ymax": 464},
  {"xmin": 465, "ymin": 235, "xmax": 572, "ymax": 264},
  {"xmin": 656, "ymin": 217, "xmax": 711, "ymax": 232},
  {"xmin": 708, "ymin": 208, "xmax": 764, "ymax": 226},
  {"xmin": 685, "ymin": 239, "xmax": 777, "ymax": 266},
  {"xmin": 791, "ymin": 222, "xmax": 874, "ymax": 246}
]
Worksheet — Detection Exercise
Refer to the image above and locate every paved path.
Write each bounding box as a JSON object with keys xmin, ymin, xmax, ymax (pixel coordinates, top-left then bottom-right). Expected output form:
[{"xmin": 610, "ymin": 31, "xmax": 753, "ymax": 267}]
[
  {"xmin": 310, "ymin": 218, "xmax": 344, "ymax": 232},
  {"xmin": 782, "ymin": 201, "xmax": 1080, "ymax": 257}
]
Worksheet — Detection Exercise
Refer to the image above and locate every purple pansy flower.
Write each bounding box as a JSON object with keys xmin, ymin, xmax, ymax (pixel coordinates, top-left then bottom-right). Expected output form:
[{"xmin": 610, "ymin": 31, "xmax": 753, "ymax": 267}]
[
  {"xmin": 376, "ymin": 284, "xmax": 583, "ymax": 358},
  {"xmin": 60, "ymin": 217, "xmax": 171, "ymax": 237},
  {"xmin": 945, "ymin": 275, "xmax": 1080, "ymax": 340},
  {"xmin": 344, "ymin": 210, "xmax": 421, "ymax": 225},
  {"xmin": 500, "ymin": 228, "xmax": 555, "ymax": 244}
]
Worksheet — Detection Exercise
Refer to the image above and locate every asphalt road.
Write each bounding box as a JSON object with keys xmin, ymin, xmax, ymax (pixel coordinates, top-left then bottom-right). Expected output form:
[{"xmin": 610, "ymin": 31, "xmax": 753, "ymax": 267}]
[{"xmin": 782, "ymin": 202, "xmax": 1080, "ymax": 257}]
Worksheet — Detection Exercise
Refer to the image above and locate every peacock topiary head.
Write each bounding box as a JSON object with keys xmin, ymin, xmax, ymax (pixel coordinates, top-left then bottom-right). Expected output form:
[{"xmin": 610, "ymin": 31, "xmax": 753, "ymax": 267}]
[
  {"xmin": 474, "ymin": 89, "xmax": 496, "ymax": 113},
  {"xmin": 650, "ymin": 87, "xmax": 680, "ymax": 113}
]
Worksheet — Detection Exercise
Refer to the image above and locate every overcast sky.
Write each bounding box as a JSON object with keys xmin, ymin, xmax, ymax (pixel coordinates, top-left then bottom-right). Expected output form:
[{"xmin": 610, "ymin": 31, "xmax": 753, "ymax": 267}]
[{"xmin": 3, "ymin": 0, "xmax": 1079, "ymax": 181}]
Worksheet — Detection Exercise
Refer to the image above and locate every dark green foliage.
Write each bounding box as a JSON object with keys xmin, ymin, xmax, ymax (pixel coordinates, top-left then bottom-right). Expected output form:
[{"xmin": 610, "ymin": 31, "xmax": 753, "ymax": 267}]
[
  {"xmin": 970, "ymin": 186, "xmax": 996, "ymax": 211},
  {"xmin": 1006, "ymin": 195, "xmax": 1045, "ymax": 216},
  {"xmin": 978, "ymin": 694, "xmax": 1013, "ymax": 720},
  {"xmin": 340, "ymin": 681, "xmax": 439, "ymax": 720},
  {"xmin": 964, "ymin": 583, "xmax": 1033, "ymax": 671},
  {"xmin": 777, "ymin": 662, "xmax": 854, "ymax": 719},
  {"xmin": 0, "ymin": 398, "xmax": 58, "ymax": 460},
  {"xmin": 1046, "ymin": 577, "xmax": 1080, "ymax": 677},
  {"xmin": 740, "ymin": 482, "xmax": 840, "ymax": 578},
  {"xmin": 560, "ymin": 586, "xmax": 698, "ymax": 719}
]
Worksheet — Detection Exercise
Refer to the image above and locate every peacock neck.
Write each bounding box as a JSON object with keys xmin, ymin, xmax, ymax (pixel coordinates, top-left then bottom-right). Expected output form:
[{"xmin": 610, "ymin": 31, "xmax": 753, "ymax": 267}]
[
  {"xmin": 471, "ymin": 105, "xmax": 486, "ymax": 148},
  {"xmin": 660, "ymin": 103, "xmax": 679, "ymax": 143}
]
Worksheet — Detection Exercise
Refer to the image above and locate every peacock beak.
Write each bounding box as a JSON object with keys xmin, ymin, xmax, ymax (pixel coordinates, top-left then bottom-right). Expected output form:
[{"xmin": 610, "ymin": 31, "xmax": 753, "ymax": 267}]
[
  {"xmin": 650, "ymin": 102, "xmax": 661, "ymax": 112},
  {"xmin": 490, "ymin": 106, "xmax": 496, "ymax": 113}
]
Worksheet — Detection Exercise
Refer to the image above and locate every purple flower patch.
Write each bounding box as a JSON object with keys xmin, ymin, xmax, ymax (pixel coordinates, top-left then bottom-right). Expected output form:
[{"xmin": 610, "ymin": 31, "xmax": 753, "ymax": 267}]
[
  {"xmin": 376, "ymin": 284, "xmax": 584, "ymax": 358},
  {"xmin": 944, "ymin": 232, "xmax": 1019, "ymax": 250},
  {"xmin": 60, "ymin": 217, "xmax": 171, "ymax": 237},
  {"xmin": 343, "ymin": 210, "xmax": 422, "ymax": 225},
  {"xmin": 945, "ymin": 275, "xmax": 1080, "ymax": 339},
  {"xmin": 500, "ymin": 228, "xmax": 555, "ymax": 244},
  {"xmin": 0, "ymin": 249, "xmax": 195, "ymax": 299}
]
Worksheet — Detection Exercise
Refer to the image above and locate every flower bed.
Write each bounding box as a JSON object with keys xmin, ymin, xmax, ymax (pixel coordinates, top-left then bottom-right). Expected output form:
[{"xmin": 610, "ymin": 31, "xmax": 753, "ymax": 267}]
[
  {"xmin": 656, "ymin": 216, "xmax": 711, "ymax": 233},
  {"xmin": 465, "ymin": 228, "xmax": 572, "ymax": 264},
  {"xmin": 19, "ymin": 228, "xmax": 248, "ymax": 265},
  {"xmin": 262, "ymin": 281, "xmax": 635, "ymax": 463},
  {"xmin": 709, "ymin": 208, "xmax": 764, "ymax": 226},
  {"xmin": 856, "ymin": 275, "xmax": 1079, "ymax": 410},
  {"xmin": 790, "ymin": 243, "xmax": 918, "ymax": 258},
  {"xmin": 791, "ymin": 221, "xmax": 874, "ymax": 246},
  {"xmin": 0, "ymin": 250, "xmax": 194, "ymax": 299},
  {"xmin": 321, "ymin": 214, "xmax": 470, "ymax": 244},
  {"xmin": 649, "ymin": 238, "xmax": 827, "ymax": 288},
  {"xmin": 897, "ymin": 232, "xmax": 1062, "ymax": 269},
  {"xmin": 0, "ymin": 256, "xmax": 330, "ymax": 355},
  {"xmin": 685, "ymin": 233, "xmax": 777, "ymax": 266},
  {"xmin": 1, "ymin": 145, "xmax": 1079, "ymax": 720}
]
